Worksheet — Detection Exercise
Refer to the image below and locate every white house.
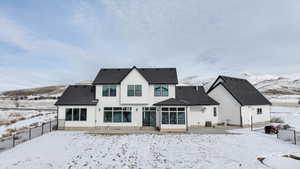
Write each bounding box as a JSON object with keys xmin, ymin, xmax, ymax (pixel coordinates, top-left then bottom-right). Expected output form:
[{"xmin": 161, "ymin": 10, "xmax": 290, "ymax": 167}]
[
  {"xmin": 207, "ymin": 76, "xmax": 272, "ymax": 127},
  {"xmin": 55, "ymin": 66, "xmax": 219, "ymax": 132}
]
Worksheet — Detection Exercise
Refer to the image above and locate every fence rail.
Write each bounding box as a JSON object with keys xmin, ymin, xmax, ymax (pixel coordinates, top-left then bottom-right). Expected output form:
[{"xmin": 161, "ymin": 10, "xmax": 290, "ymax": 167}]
[
  {"xmin": 0, "ymin": 119, "xmax": 58, "ymax": 152},
  {"xmin": 277, "ymin": 128, "xmax": 300, "ymax": 145}
]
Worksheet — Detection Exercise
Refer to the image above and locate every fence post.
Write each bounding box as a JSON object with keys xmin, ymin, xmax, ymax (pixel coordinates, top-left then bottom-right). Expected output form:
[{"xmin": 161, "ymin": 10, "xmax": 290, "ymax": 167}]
[
  {"xmin": 12, "ymin": 134, "xmax": 15, "ymax": 147},
  {"xmin": 41, "ymin": 123, "xmax": 44, "ymax": 135},
  {"xmin": 294, "ymin": 130, "xmax": 297, "ymax": 145},
  {"xmin": 29, "ymin": 128, "xmax": 31, "ymax": 140},
  {"xmin": 50, "ymin": 120, "xmax": 52, "ymax": 132}
]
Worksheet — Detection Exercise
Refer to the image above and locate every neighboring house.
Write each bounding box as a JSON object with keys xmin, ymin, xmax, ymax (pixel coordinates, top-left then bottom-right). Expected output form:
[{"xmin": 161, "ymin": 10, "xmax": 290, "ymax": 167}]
[
  {"xmin": 207, "ymin": 76, "xmax": 272, "ymax": 127},
  {"xmin": 55, "ymin": 66, "xmax": 219, "ymax": 131}
]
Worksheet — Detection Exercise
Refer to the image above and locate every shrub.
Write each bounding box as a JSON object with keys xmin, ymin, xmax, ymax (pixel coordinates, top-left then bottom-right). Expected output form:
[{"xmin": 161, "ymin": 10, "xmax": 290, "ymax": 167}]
[{"xmin": 270, "ymin": 117, "xmax": 284, "ymax": 123}]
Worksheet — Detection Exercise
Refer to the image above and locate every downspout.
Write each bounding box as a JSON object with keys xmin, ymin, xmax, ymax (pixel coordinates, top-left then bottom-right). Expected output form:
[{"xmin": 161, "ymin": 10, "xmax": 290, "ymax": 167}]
[
  {"xmin": 240, "ymin": 107, "xmax": 243, "ymax": 128},
  {"xmin": 56, "ymin": 106, "xmax": 59, "ymax": 130},
  {"xmin": 186, "ymin": 106, "xmax": 188, "ymax": 131}
]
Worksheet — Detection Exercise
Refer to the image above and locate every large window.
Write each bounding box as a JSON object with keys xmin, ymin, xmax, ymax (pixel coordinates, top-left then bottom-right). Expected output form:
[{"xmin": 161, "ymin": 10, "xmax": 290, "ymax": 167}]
[
  {"xmin": 104, "ymin": 107, "xmax": 132, "ymax": 123},
  {"xmin": 154, "ymin": 85, "xmax": 169, "ymax": 96},
  {"xmin": 102, "ymin": 85, "xmax": 116, "ymax": 96},
  {"xmin": 65, "ymin": 108, "xmax": 87, "ymax": 121},
  {"xmin": 127, "ymin": 85, "xmax": 142, "ymax": 96},
  {"xmin": 161, "ymin": 107, "xmax": 185, "ymax": 124}
]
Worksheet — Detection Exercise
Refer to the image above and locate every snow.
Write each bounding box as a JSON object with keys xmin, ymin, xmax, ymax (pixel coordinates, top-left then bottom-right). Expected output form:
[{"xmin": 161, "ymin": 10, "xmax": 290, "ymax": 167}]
[
  {"xmin": 271, "ymin": 106, "xmax": 300, "ymax": 131},
  {"xmin": 263, "ymin": 154, "xmax": 300, "ymax": 169},
  {"xmin": 0, "ymin": 130, "xmax": 299, "ymax": 169},
  {"xmin": 0, "ymin": 110, "xmax": 56, "ymax": 138}
]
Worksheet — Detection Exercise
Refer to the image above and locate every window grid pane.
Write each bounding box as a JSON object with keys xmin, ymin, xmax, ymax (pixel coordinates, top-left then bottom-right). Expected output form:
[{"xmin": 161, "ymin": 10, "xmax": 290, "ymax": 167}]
[
  {"xmin": 102, "ymin": 86, "xmax": 109, "ymax": 96},
  {"xmin": 162, "ymin": 112, "xmax": 169, "ymax": 124},
  {"xmin": 127, "ymin": 85, "xmax": 135, "ymax": 96},
  {"xmin": 154, "ymin": 85, "xmax": 161, "ymax": 96},
  {"xmin": 66, "ymin": 108, "xmax": 72, "ymax": 121},
  {"xmin": 178, "ymin": 112, "xmax": 185, "ymax": 124},
  {"xmin": 113, "ymin": 111, "xmax": 122, "ymax": 122},
  {"xmin": 170, "ymin": 112, "xmax": 177, "ymax": 124},
  {"xmin": 162, "ymin": 85, "xmax": 169, "ymax": 96},
  {"xmin": 73, "ymin": 109, "xmax": 80, "ymax": 121},
  {"xmin": 80, "ymin": 108, "xmax": 87, "ymax": 121},
  {"xmin": 104, "ymin": 111, "xmax": 112, "ymax": 122},
  {"xmin": 135, "ymin": 85, "xmax": 142, "ymax": 96}
]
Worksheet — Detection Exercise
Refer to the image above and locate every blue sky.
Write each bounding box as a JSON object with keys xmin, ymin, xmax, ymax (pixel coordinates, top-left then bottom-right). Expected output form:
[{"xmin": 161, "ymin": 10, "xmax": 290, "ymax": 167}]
[{"xmin": 0, "ymin": 0, "xmax": 300, "ymax": 91}]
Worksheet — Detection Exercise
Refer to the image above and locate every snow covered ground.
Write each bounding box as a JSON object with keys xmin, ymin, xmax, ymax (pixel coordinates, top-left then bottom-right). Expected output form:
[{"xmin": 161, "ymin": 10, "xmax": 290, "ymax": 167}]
[
  {"xmin": 0, "ymin": 131, "xmax": 299, "ymax": 169},
  {"xmin": 271, "ymin": 106, "xmax": 300, "ymax": 131},
  {"xmin": 0, "ymin": 112, "xmax": 56, "ymax": 138},
  {"xmin": 0, "ymin": 99, "xmax": 56, "ymax": 109}
]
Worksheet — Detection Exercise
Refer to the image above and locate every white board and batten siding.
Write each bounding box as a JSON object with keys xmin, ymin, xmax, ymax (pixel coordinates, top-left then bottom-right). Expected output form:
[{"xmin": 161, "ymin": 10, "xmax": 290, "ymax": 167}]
[
  {"xmin": 188, "ymin": 106, "xmax": 218, "ymax": 127},
  {"xmin": 241, "ymin": 105, "xmax": 271, "ymax": 126},
  {"xmin": 208, "ymin": 84, "xmax": 241, "ymax": 125},
  {"xmin": 93, "ymin": 68, "xmax": 176, "ymax": 128},
  {"xmin": 208, "ymin": 84, "xmax": 271, "ymax": 126}
]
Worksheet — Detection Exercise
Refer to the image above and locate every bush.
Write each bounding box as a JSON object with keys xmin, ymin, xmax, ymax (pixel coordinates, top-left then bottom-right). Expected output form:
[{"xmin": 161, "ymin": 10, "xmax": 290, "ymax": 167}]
[
  {"xmin": 270, "ymin": 117, "xmax": 284, "ymax": 123},
  {"xmin": 282, "ymin": 124, "xmax": 291, "ymax": 129}
]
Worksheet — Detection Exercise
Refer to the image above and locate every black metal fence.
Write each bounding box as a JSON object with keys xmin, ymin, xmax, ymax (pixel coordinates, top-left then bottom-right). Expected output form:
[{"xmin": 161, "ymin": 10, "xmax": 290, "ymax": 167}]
[
  {"xmin": 277, "ymin": 128, "xmax": 300, "ymax": 145},
  {"xmin": 0, "ymin": 119, "xmax": 58, "ymax": 152}
]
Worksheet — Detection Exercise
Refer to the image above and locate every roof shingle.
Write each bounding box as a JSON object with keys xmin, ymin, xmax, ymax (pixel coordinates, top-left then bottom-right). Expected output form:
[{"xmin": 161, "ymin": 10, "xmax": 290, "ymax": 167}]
[
  {"xmin": 154, "ymin": 86, "xmax": 219, "ymax": 106},
  {"xmin": 55, "ymin": 85, "xmax": 98, "ymax": 106},
  {"xmin": 93, "ymin": 67, "xmax": 178, "ymax": 84},
  {"xmin": 207, "ymin": 76, "xmax": 272, "ymax": 106}
]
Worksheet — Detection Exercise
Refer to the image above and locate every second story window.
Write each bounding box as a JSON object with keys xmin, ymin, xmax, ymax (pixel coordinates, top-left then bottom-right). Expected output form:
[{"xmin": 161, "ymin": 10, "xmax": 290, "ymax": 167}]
[
  {"xmin": 127, "ymin": 85, "xmax": 142, "ymax": 96},
  {"xmin": 154, "ymin": 85, "xmax": 169, "ymax": 96},
  {"xmin": 102, "ymin": 85, "xmax": 116, "ymax": 97}
]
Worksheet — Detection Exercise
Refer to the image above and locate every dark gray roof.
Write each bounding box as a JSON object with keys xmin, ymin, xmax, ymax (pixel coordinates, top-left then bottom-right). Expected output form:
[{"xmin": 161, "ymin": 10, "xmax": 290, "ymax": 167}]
[
  {"xmin": 153, "ymin": 98, "xmax": 190, "ymax": 106},
  {"xmin": 154, "ymin": 86, "xmax": 219, "ymax": 106},
  {"xmin": 55, "ymin": 85, "xmax": 98, "ymax": 106},
  {"xmin": 93, "ymin": 66, "xmax": 178, "ymax": 84},
  {"xmin": 207, "ymin": 76, "xmax": 272, "ymax": 106}
]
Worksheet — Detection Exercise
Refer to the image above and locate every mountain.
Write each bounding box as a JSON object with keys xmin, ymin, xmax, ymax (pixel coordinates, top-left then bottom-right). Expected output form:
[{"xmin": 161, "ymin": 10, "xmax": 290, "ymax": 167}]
[
  {"xmin": 0, "ymin": 80, "xmax": 94, "ymax": 98},
  {"xmin": 180, "ymin": 73, "xmax": 300, "ymax": 96}
]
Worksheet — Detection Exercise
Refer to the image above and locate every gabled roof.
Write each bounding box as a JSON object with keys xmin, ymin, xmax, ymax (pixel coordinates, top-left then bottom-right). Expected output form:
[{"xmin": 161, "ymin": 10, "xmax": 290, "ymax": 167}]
[
  {"xmin": 55, "ymin": 85, "xmax": 98, "ymax": 106},
  {"xmin": 207, "ymin": 76, "xmax": 272, "ymax": 106},
  {"xmin": 154, "ymin": 86, "xmax": 219, "ymax": 106},
  {"xmin": 93, "ymin": 66, "xmax": 178, "ymax": 84}
]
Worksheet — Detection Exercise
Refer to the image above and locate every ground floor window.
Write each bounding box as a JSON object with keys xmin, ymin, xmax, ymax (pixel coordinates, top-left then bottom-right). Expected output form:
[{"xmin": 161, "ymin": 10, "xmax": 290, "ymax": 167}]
[
  {"xmin": 104, "ymin": 107, "xmax": 132, "ymax": 123},
  {"xmin": 161, "ymin": 107, "xmax": 185, "ymax": 125},
  {"xmin": 65, "ymin": 108, "xmax": 87, "ymax": 121},
  {"xmin": 213, "ymin": 107, "xmax": 217, "ymax": 117}
]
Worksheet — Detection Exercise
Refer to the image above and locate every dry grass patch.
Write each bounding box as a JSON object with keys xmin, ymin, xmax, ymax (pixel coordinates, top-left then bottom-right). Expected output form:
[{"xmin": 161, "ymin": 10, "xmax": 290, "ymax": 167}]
[{"xmin": 270, "ymin": 117, "xmax": 284, "ymax": 123}]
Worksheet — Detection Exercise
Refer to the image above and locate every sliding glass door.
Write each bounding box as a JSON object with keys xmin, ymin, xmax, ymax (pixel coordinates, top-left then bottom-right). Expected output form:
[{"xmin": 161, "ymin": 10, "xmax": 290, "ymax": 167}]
[{"xmin": 143, "ymin": 107, "xmax": 156, "ymax": 127}]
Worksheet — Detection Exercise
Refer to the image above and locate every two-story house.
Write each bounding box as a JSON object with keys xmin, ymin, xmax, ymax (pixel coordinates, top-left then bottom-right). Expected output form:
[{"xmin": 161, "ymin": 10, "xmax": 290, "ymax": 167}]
[{"xmin": 55, "ymin": 66, "xmax": 219, "ymax": 131}]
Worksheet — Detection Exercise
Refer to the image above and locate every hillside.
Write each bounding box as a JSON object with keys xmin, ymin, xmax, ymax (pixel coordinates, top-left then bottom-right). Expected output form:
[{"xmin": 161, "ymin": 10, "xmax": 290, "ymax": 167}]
[
  {"xmin": 1, "ymin": 85, "xmax": 67, "ymax": 97},
  {"xmin": 1, "ymin": 73, "xmax": 300, "ymax": 100}
]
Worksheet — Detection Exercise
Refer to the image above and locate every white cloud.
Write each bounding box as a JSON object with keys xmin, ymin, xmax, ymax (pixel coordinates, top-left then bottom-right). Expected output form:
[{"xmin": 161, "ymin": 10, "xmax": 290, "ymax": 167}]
[{"xmin": 71, "ymin": 0, "xmax": 300, "ymax": 77}]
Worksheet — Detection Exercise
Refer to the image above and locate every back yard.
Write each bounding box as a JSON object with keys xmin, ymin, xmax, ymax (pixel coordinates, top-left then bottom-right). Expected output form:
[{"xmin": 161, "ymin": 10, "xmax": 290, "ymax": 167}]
[{"xmin": 0, "ymin": 130, "xmax": 299, "ymax": 169}]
